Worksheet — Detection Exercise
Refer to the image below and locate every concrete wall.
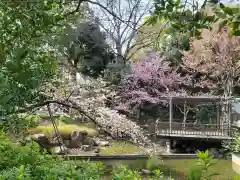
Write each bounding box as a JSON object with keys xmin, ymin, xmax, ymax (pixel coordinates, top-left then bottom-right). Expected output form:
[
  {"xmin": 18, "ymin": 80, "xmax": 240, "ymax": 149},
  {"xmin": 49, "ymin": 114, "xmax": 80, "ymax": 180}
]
[{"xmin": 232, "ymin": 154, "xmax": 240, "ymax": 174}]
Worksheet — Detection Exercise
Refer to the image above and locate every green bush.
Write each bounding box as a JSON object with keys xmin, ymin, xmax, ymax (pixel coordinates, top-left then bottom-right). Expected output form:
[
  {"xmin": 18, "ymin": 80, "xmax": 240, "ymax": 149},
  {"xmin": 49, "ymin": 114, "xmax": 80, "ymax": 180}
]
[
  {"xmin": 188, "ymin": 150, "xmax": 220, "ymax": 180},
  {"xmin": 0, "ymin": 114, "xmax": 41, "ymax": 134},
  {"xmin": 113, "ymin": 165, "xmax": 173, "ymax": 180},
  {"xmin": 0, "ymin": 132, "xmax": 104, "ymax": 179}
]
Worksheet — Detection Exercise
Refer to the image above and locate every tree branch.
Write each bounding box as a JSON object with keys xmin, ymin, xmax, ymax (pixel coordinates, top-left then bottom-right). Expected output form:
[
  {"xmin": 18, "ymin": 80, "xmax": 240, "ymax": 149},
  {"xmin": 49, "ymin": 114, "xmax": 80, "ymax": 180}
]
[{"xmin": 22, "ymin": 99, "xmax": 117, "ymax": 140}]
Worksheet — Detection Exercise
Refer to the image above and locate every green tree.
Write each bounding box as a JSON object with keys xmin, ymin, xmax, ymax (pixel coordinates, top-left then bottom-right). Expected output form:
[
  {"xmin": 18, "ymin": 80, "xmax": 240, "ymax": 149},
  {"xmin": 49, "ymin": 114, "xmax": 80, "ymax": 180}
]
[
  {"xmin": 148, "ymin": 0, "xmax": 239, "ymax": 37},
  {"xmin": 66, "ymin": 21, "xmax": 115, "ymax": 78},
  {"xmin": 0, "ymin": 0, "xmax": 81, "ymax": 132}
]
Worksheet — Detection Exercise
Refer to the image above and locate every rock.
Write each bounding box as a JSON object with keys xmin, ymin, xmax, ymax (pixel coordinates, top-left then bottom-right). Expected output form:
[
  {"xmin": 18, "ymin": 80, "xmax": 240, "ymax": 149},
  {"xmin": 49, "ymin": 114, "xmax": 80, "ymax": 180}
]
[
  {"xmin": 209, "ymin": 148, "xmax": 218, "ymax": 157},
  {"xmin": 141, "ymin": 169, "xmax": 152, "ymax": 175},
  {"xmin": 97, "ymin": 140, "xmax": 109, "ymax": 146},
  {"xmin": 31, "ymin": 134, "xmax": 54, "ymax": 149},
  {"xmin": 53, "ymin": 146, "xmax": 68, "ymax": 155},
  {"xmin": 64, "ymin": 140, "xmax": 71, "ymax": 147},
  {"xmin": 98, "ymin": 134, "xmax": 106, "ymax": 138},
  {"xmin": 81, "ymin": 145, "xmax": 92, "ymax": 151},
  {"xmin": 235, "ymin": 120, "xmax": 240, "ymax": 128},
  {"xmin": 68, "ymin": 130, "xmax": 88, "ymax": 148},
  {"xmin": 31, "ymin": 134, "xmax": 45, "ymax": 140},
  {"xmin": 24, "ymin": 135, "xmax": 32, "ymax": 142},
  {"xmin": 106, "ymin": 136, "xmax": 112, "ymax": 141},
  {"xmin": 94, "ymin": 147, "xmax": 100, "ymax": 153}
]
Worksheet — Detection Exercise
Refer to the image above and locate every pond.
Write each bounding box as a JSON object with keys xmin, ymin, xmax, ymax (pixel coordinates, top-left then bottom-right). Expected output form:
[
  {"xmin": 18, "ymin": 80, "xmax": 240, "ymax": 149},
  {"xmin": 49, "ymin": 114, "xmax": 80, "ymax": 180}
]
[{"xmin": 98, "ymin": 158, "xmax": 239, "ymax": 180}]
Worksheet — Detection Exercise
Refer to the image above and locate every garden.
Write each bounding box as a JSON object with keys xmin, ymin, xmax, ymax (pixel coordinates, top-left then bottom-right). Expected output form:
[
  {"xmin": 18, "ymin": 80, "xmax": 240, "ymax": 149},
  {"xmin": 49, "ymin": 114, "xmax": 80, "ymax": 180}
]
[{"xmin": 0, "ymin": 0, "xmax": 240, "ymax": 179}]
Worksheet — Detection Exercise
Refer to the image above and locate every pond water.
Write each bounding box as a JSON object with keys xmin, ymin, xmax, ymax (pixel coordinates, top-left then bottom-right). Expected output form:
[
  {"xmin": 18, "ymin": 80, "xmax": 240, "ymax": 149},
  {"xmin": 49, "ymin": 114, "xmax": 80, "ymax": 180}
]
[{"xmin": 99, "ymin": 158, "xmax": 239, "ymax": 180}]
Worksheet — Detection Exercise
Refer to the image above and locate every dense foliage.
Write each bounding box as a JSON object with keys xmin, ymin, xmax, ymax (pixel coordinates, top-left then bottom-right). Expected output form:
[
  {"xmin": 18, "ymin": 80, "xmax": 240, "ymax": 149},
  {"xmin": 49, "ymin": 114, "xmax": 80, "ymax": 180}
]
[
  {"xmin": 67, "ymin": 21, "xmax": 115, "ymax": 78},
  {"xmin": 149, "ymin": 0, "xmax": 240, "ymax": 37},
  {"xmin": 0, "ymin": 132, "xmax": 104, "ymax": 179},
  {"xmin": 0, "ymin": 0, "xmax": 80, "ymax": 132}
]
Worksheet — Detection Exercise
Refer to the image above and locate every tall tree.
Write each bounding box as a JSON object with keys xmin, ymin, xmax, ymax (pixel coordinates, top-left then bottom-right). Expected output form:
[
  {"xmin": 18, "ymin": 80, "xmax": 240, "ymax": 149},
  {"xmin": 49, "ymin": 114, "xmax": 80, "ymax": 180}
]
[
  {"xmin": 183, "ymin": 27, "xmax": 240, "ymax": 129},
  {"xmin": 66, "ymin": 21, "xmax": 115, "ymax": 78},
  {"xmin": 0, "ymin": 0, "xmax": 81, "ymax": 131},
  {"xmin": 183, "ymin": 27, "xmax": 240, "ymax": 97},
  {"xmin": 88, "ymin": 0, "xmax": 153, "ymax": 63}
]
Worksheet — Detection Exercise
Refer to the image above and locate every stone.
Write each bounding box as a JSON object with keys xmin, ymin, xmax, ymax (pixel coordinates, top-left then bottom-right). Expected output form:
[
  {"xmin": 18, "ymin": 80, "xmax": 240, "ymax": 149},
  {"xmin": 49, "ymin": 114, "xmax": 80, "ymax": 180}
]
[
  {"xmin": 141, "ymin": 169, "xmax": 152, "ymax": 175},
  {"xmin": 105, "ymin": 136, "xmax": 112, "ymax": 140},
  {"xmin": 165, "ymin": 140, "xmax": 171, "ymax": 153},
  {"xmin": 98, "ymin": 134, "xmax": 106, "ymax": 138},
  {"xmin": 68, "ymin": 130, "xmax": 88, "ymax": 148},
  {"xmin": 53, "ymin": 146, "xmax": 68, "ymax": 155},
  {"xmin": 209, "ymin": 148, "xmax": 218, "ymax": 157},
  {"xmin": 31, "ymin": 134, "xmax": 45, "ymax": 140},
  {"xmin": 24, "ymin": 135, "xmax": 32, "ymax": 142},
  {"xmin": 81, "ymin": 145, "xmax": 92, "ymax": 151},
  {"xmin": 94, "ymin": 147, "xmax": 100, "ymax": 153},
  {"xmin": 96, "ymin": 140, "xmax": 109, "ymax": 146},
  {"xmin": 83, "ymin": 137, "xmax": 98, "ymax": 146},
  {"xmin": 64, "ymin": 140, "xmax": 71, "ymax": 147},
  {"xmin": 31, "ymin": 134, "xmax": 54, "ymax": 149}
]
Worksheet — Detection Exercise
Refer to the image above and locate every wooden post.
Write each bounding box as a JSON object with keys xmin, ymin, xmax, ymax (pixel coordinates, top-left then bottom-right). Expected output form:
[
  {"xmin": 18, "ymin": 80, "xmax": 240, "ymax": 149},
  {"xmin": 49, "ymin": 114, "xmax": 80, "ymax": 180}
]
[
  {"xmin": 169, "ymin": 97, "xmax": 173, "ymax": 134},
  {"xmin": 228, "ymin": 102, "xmax": 232, "ymax": 135},
  {"xmin": 217, "ymin": 104, "xmax": 220, "ymax": 129}
]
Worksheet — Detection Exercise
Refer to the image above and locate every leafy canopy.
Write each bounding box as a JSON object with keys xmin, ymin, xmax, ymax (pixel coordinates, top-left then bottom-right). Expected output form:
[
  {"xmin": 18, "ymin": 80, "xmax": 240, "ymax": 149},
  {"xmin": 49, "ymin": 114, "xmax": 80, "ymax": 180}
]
[
  {"xmin": 148, "ymin": 0, "xmax": 240, "ymax": 37},
  {"xmin": 0, "ymin": 0, "xmax": 80, "ymax": 129}
]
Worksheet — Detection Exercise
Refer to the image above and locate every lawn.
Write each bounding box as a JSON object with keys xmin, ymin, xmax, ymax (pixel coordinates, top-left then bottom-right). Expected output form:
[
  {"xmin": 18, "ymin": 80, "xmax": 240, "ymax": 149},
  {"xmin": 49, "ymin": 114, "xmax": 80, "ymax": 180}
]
[
  {"xmin": 162, "ymin": 159, "xmax": 239, "ymax": 180},
  {"xmin": 100, "ymin": 141, "xmax": 144, "ymax": 155}
]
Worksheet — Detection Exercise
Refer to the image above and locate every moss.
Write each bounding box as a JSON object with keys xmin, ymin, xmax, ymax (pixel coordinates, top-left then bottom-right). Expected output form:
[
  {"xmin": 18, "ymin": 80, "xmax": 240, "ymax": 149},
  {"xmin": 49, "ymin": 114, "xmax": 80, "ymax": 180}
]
[
  {"xmin": 100, "ymin": 141, "xmax": 143, "ymax": 155},
  {"xmin": 29, "ymin": 124, "xmax": 98, "ymax": 137}
]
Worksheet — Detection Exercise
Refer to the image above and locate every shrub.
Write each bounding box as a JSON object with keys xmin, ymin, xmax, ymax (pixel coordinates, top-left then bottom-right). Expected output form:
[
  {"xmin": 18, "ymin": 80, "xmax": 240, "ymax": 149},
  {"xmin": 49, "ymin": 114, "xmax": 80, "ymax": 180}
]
[
  {"xmin": 188, "ymin": 150, "xmax": 219, "ymax": 180},
  {"xmin": 0, "ymin": 132, "xmax": 104, "ymax": 179},
  {"xmin": 0, "ymin": 114, "xmax": 41, "ymax": 135},
  {"xmin": 113, "ymin": 165, "xmax": 173, "ymax": 180}
]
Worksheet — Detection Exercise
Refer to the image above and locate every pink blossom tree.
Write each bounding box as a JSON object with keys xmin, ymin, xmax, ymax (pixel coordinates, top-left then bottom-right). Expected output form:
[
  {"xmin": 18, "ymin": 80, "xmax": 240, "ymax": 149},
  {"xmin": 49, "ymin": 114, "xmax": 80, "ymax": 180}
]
[
  {"xmin": 183, "ymin": 27, "xmax": 240, "ymax": 129},
  {"xmin": 183, "ymin": 28, "xmax": 240, "ymax": 98},
  {"xmin": 116, "ymin": 51, "xmax": 191, "ymax": 116}
]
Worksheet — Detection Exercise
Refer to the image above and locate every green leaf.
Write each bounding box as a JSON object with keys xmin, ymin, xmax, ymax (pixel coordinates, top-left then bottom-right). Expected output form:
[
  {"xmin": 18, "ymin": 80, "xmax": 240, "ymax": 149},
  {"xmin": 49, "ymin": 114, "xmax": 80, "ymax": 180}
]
[
  {"xmin": 208, "ymin": 172, "xmax": 220, "ymax": 177},
  {"xmin": 233, "ymin": 30, "xmax": 240, "ymax": 36},
  {"xmin": 188, "ymin": 166, "xmax": 202, "ymax": 180},
  {"xmin": 215, "ymin": 11, "xmax": 227, "ymax": 19}
]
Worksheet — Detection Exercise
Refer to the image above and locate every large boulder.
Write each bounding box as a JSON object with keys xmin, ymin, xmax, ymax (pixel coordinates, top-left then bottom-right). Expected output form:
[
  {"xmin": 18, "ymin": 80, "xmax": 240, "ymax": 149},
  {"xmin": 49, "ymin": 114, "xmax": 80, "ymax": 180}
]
[
  {"xmin": 31, "ymin": 134, "xmax": 55, "ymax": 149},
  {"xmin": 68, "ymin": 130, "xmax": 90, "ymax": 148},
  {"xmin": 53, "ymin": 145, "xmax": 68, "ymax": 155}
]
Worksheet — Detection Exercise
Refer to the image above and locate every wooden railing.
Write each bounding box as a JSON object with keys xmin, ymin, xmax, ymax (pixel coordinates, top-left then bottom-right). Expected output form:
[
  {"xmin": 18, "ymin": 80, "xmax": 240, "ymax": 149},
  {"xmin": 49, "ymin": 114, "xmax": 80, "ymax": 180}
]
[{"xmin": 154, "ymin": 122, "xmax": 234, "ymax": 137}]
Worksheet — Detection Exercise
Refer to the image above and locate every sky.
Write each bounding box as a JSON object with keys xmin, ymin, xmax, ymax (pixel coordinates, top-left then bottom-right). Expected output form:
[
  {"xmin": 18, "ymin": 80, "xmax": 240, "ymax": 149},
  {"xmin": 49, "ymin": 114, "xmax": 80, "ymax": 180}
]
[{"xmin": 88, "ymin": 0, "xmax": 239, "ymax": 54}]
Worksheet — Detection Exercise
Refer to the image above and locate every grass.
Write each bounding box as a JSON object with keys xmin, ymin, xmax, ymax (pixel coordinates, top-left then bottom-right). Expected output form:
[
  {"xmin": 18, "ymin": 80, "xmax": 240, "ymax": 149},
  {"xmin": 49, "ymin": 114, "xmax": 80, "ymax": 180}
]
[
  {"xmin": 101, "ymin": 158, "xmax": 239, "ymax": 180},
  {"xmin": 161, "ymin": 159, "xmax": 239, "ymax": 180},
  {"xmin": 29, "ymin": 124, "xmax": 98, "ymax": 137},
  {"xmin": 100, "ymin": 141, "xmax": 144, "ymax": 155}
]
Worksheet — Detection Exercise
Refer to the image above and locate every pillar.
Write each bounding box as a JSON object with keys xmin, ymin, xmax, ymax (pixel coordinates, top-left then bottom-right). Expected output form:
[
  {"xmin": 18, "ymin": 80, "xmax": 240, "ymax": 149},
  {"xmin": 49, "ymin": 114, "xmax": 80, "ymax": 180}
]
[{"xmin": 169, "ymin": 97, "xmax": 173, "ymax": 134}]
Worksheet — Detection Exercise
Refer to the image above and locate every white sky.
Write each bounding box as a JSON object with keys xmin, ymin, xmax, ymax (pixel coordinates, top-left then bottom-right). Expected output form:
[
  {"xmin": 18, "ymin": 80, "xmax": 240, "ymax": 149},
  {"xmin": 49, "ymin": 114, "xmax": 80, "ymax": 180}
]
[{"xmin": 88, "ymin": 0, "xmax": 239, "ymax": 53}]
